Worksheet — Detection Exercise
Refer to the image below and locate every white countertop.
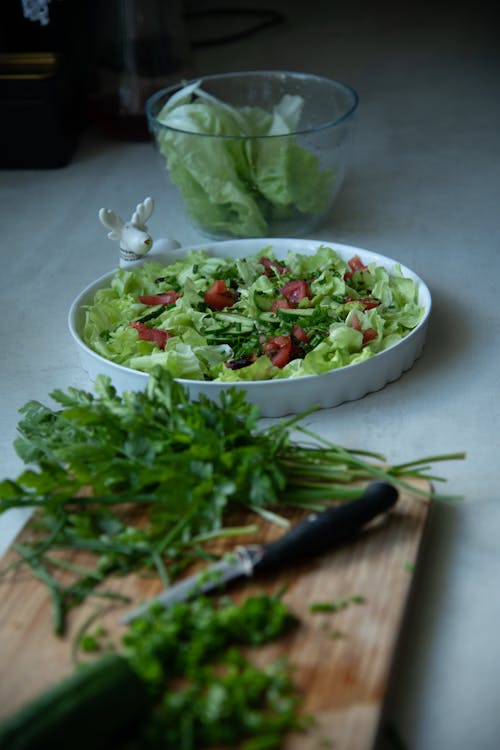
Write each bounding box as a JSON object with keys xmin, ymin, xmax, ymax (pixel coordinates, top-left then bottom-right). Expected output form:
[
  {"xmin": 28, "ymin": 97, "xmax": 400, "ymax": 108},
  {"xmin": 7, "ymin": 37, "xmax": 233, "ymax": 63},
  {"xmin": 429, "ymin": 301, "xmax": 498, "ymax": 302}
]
[{"xmin": 1, "ymin": 2, "xmax": 499, "ymax": 748}]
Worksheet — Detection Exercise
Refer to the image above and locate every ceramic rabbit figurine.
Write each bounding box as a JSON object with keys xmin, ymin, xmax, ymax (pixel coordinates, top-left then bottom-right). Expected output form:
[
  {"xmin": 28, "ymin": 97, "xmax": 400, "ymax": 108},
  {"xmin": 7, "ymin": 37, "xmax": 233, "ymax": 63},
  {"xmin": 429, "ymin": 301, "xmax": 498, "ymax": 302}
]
[{"xmin": 98, "ymin": 197, "xmax": 181, "ymax": 268}]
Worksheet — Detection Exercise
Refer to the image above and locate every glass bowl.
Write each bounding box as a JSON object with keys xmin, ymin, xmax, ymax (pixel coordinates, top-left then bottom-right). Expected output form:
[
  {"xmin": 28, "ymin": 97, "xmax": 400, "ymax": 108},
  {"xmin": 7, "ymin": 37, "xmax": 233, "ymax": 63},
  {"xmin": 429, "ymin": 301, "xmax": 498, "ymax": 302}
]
[{"xmin": 145, "ymin": 71, "xmax": 359, "ymax": 240}]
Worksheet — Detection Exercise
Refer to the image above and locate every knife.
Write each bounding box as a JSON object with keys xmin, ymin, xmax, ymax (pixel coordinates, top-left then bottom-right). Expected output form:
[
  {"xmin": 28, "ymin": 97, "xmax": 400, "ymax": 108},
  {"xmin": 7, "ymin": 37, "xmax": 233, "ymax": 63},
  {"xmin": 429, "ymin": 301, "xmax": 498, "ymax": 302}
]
[{"xmin": 121, "ymin": 481, "xmax": 398, "ymax": 624}]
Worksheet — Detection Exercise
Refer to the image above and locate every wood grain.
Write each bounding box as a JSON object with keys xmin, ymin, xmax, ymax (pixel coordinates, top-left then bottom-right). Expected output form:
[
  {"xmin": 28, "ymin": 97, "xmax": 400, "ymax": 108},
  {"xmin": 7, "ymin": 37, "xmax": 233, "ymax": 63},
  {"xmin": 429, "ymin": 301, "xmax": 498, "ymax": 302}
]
[{"xmin": 0, "ymin": 480, "xmax": 431, "ymax": 749}]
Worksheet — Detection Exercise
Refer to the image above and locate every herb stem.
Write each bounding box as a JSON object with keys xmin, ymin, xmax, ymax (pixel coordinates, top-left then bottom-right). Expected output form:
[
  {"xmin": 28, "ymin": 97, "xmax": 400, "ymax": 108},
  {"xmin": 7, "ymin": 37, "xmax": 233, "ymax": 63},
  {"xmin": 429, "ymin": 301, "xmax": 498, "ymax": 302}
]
[
  {"xmin": 13, "ymin": 542, "xmax": 66, "ymax": 634},
  {"xmin": 392, "ymin": 452, "xmax": 466, "ymax": 470},
  {"xmin": 150, "ymin": 548, "xmax": 171, "ymax": 588},
  {"xmin": 191, "ymin": 525, "xmax": 259, "ymax": 543}
]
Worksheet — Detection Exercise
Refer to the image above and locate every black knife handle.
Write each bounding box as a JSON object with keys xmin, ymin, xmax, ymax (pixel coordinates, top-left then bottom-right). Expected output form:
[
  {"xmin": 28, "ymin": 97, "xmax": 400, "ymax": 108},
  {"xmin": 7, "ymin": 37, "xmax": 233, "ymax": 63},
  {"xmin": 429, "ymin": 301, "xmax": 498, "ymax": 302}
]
[{"xmin": 253, "ymin": 481, "xmax": 398, "ymax": 574}]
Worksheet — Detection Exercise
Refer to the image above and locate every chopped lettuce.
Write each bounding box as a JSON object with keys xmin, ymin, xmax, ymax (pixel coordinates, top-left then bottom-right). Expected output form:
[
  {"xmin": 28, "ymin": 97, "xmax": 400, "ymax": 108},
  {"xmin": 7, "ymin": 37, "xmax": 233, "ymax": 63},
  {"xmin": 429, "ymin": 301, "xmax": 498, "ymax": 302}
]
[
  {"xmin": 153, "ymin": 81, "xmax": 335, "ymax": 237},
  {"xmin": 82, "ymin": 245, "xmax": 425, "ymax": 383}
]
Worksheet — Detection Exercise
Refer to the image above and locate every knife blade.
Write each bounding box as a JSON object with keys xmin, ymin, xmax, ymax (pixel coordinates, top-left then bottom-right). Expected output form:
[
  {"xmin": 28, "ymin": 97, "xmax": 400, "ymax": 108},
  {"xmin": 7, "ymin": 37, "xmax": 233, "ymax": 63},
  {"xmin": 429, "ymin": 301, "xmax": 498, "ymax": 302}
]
[{"xmin": 121, "ymin": 480, "xmax": 398, "ymax": 624}]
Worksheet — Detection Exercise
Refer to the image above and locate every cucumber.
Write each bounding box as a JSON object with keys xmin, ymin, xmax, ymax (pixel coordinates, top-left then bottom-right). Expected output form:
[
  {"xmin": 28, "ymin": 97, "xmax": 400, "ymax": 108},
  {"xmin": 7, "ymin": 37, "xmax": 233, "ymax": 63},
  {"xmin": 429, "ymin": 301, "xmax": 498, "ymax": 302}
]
[
  {"xmin": 276, "ymin": 307, "xmax": 316, "ymax": 318},
  {"xmin": 0, "ymin": 653, "xmax": 152, "ymax": 750},
  {"xmin": 213, "ymin": 312, "xmax": 254, "ymax": 328},
  {"xmin": 257, "ymin": 308, "xmax": 316, "ymax": 325}
]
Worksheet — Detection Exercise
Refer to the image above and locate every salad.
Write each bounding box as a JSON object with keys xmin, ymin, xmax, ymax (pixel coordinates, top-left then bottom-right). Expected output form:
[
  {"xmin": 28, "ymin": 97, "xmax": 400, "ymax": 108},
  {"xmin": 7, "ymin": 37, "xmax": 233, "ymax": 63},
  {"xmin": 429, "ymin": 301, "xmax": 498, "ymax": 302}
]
[{"xmin": 82, "ymin": 245, "xmax": 424, "ymax": 383}]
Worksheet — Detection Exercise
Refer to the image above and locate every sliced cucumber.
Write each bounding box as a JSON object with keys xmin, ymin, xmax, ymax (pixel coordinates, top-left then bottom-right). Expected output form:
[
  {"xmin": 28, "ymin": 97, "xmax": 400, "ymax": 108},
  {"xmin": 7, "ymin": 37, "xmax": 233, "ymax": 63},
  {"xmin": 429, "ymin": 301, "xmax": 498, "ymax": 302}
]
[
  {"xmin": 275, "ymin": 307, "xmax": 316, "ymax": 318},
  {"xmin": 213, "ymin": 312, "xmax": 254, "ymax": 328}
]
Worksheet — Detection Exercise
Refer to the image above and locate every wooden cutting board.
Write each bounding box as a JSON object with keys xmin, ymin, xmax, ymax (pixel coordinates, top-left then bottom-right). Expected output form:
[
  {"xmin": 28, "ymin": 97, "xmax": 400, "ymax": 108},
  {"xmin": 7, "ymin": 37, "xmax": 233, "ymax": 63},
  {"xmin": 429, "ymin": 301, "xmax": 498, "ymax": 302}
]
[{"xmin": 0, "ymin": 480, "xmax": 431, "ymax": 750}]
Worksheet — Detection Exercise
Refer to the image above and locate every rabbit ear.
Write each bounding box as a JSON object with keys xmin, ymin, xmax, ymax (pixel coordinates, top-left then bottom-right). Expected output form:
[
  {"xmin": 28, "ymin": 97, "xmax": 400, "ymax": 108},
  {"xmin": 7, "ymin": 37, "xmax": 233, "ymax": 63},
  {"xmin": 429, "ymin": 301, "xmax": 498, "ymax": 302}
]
[
  {"xmin": 99, "ymin": 208, "xmax": 124, "ymax": 240},
  {"xmin": 131, "ymin": 196, "xmax": 154, "ymax": 226}
]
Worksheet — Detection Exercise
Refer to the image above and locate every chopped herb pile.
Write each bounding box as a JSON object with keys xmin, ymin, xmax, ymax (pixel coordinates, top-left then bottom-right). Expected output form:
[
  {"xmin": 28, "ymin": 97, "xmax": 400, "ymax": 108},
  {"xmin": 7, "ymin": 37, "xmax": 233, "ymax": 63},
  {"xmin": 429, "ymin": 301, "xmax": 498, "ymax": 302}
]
[
  {"xmin": 123, "ymin": 593, "xmax": 296, "ymax": 689},
  {"xmin": 112, "ymin": 593, "xmax": 302, "ymax": 750},
  {"xmin": 0, "ymin": 368, "xmax": 464, "ymax": 632},
  {"xmin": 141, "ymin": 653, "xmax": 300, "ymax": 750}
]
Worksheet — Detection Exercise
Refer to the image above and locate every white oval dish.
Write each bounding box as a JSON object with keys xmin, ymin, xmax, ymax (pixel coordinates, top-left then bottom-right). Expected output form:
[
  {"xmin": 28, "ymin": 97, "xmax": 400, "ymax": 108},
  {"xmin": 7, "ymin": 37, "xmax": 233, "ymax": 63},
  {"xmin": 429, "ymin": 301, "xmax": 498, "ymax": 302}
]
[{"xmin": 68, "ymin": 238, "xmax": 431, "ymax": 418}]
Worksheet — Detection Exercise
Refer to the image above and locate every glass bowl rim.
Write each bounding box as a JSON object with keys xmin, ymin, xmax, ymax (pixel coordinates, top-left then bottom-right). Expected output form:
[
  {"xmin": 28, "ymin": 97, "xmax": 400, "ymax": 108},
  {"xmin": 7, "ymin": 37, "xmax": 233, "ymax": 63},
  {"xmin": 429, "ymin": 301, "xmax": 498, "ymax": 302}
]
[{"xmin": 145, "ymin": 69, "xmax": 359, "ymax": 139}]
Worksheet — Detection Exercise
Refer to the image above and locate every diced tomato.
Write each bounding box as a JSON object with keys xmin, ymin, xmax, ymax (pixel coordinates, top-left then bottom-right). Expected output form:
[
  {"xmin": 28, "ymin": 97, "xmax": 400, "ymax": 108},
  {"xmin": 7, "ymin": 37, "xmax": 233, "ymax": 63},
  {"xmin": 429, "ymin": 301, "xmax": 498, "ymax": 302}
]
[
  {"xmin": 348, "ymin": 255, "xmax": 367, "ymax": 273},
  {"xmin": 362, "ymin": 328, "xmax": 378, "ymax": 345},
  {"xmin": 139, "ymin": 290, "xmax": 180, "ymax": 306},
  {"xmin": 261, "ymin": 335, "xmax": 292, "ymax": 368},
  {"xmin": 130, "ymin": 321, "xmax": 173, "ymax": 350},
  {"xmin": 204, "ymin": 280, "xmax": 236, "ymax": 310},
  {"xmin": 279, "ymin": 280, "xmax": 312, "ymax": 304},
  {"xmin": 347, "ymin": 315, "xmax": 377, "ymax": 346},
  {"xmin": 271, "ymin": 298, "xmax": 293, "ymax": 312},
  {"xmin": 344, "ymin": 254, "xmax": 367, "ymax": 281},
  {"xmin": 291, "ymin": 325, "xmax": 309, "ymax": 344},
  {"xmin": 344, "ymin": 296, "xmax": 380, "ymax": 310},
  {"xmin": 289, "ymin": 325, "xmax": 309, "ymax": 360},
  {"xmin": 258, "ymin": 257, "xmax": 291, "ymax": 276},
  {"xmin": 348, "ymin": 313, "xmax": 362, "ymax": 331},
  {"xmin": 363, "ymin": 299, "xmax": 380, "ymax": 310}
]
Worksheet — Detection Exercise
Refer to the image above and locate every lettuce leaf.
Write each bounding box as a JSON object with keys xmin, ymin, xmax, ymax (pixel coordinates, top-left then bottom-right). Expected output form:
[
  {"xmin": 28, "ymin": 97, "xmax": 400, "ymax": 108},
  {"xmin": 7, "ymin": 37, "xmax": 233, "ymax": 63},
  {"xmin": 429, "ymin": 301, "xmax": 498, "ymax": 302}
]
[{"xmin": 154, "ymin": 81, "xmax": 335, "ymax": 237}]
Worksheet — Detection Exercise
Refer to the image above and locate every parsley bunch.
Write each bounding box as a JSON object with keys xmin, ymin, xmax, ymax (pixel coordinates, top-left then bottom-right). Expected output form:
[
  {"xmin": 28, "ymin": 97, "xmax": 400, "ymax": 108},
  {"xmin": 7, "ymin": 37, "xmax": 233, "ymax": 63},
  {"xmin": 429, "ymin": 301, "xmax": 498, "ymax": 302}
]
[{"xmin": 0, "ymin": 369, "xmax": 464, "ymax": 633}]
